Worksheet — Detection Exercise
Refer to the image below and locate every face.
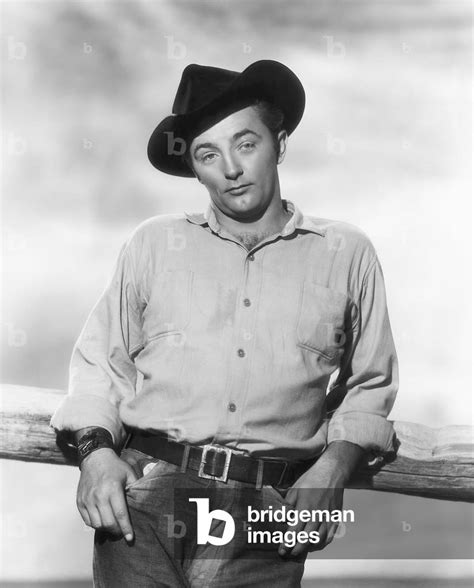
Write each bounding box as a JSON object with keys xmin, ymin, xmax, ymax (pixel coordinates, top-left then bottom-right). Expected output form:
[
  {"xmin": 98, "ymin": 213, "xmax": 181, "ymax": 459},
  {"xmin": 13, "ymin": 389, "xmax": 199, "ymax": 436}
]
[{"xmin": 189, "ymin": 106, "xmax": 287, "ymax": 221}]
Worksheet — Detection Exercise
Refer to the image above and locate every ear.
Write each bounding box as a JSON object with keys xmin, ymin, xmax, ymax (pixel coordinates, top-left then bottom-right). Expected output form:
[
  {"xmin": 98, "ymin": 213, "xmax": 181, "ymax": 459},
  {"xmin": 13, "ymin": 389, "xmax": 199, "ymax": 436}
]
[{"xmin": 276, "ymin": 130, "xmax": 288, "ymax": 164}]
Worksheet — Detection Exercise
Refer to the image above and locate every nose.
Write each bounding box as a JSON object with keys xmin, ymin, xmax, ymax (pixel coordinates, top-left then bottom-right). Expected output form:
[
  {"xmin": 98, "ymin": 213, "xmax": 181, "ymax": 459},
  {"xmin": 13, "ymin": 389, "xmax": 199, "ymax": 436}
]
[{"xmin": 223, "ymin": 153, "xmax": 243, "ymax": 181}]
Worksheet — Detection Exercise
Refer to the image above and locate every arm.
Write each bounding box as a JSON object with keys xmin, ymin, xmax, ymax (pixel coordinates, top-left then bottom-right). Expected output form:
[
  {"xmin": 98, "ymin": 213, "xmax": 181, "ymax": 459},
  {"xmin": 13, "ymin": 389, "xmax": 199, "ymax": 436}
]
[
  {"xmin": 280, "ymin": 440, "xmax": 364, "ymax": 557},
  {"xmin": 281, "ymin": 254, "xmax": 398, "ymax": 557},
  {"xmin": 50, "ymin": 239, "xmax": 145, "ymax": 541},
  {"xmin": 326, "ymin": 254, "xmax": 398, "ymax": 453},
  {"xmin": 50, "ymin": 240, "xmax": 144, "ymax": 447}
]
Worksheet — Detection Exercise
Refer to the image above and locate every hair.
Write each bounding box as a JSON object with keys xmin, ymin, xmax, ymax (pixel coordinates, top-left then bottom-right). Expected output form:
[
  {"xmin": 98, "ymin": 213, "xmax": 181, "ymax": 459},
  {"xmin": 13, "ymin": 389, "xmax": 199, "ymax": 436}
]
[
  {"xmin": 251, "ymin": 99, "xmax": 285, "ymax": 158},
  {"xmin": 183, "ymin": 99, "xmax": 286, "ymax": 175}
]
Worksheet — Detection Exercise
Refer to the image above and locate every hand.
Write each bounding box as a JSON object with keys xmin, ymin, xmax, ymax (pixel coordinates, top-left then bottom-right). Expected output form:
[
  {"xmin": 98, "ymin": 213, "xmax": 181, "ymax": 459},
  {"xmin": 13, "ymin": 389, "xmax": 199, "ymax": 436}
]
[
  {"xmin": 278, "ymin": 441, "xmax": 364, "ymax": 558},
  {"xmin": 76, "ymin": 448, "xmax": 139, "ymax": 542},
  {"xmin": 278, "ymin": 466, "xmax": 344, "ymax": 557}
]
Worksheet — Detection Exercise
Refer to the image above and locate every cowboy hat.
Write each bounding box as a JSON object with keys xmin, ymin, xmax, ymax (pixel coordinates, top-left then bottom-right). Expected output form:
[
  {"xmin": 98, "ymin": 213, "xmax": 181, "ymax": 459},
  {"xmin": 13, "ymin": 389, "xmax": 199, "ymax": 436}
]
[{"xmin": 147, "ymin": 60, "xmax": 305, "ymax": 177}]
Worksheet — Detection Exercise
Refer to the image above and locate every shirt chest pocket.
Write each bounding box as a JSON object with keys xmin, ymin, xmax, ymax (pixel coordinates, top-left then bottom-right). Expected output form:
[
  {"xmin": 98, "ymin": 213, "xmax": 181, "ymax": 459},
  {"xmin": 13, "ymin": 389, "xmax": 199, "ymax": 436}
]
[
  {"xmin": 296, "ymin": 281, "xmax": 348, "ymax": 361},
  {"xmin": 142, "ymin": 270, "xmax": 194, "ymax": 342}
]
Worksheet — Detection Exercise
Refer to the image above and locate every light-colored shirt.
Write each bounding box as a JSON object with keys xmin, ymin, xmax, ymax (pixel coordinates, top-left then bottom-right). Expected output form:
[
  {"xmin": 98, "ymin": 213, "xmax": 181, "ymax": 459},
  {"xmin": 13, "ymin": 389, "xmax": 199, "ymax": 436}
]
[{"xmin": 50, "ymin": 199, "xmax": 399, "ymax": 460}]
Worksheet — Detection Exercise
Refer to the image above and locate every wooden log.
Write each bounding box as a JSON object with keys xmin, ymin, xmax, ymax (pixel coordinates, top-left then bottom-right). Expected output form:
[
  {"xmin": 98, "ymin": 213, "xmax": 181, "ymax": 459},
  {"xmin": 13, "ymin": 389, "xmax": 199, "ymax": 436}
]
[{"xmin": 0, "ymin": 384, "xmax": 472, "ymax": 502}]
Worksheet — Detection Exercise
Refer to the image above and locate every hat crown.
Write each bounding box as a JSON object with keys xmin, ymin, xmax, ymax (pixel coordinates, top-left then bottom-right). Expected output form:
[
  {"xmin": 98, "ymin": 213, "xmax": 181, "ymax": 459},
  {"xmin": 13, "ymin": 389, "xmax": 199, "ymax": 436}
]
[
  {"xmin": 149, "ymin": 60, "xmax": 306, "ymax": 177},
  {"xmin": 172, "ymin": 64, "xmax": 239, "ymax": 115}
]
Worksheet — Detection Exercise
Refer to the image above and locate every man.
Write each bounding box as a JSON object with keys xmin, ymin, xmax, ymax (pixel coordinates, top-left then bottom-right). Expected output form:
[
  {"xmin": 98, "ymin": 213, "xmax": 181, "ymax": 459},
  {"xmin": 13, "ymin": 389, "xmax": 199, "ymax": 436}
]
[{"xmin": 50, "ymin": 60, "xmax": 398, "ymax": 587}]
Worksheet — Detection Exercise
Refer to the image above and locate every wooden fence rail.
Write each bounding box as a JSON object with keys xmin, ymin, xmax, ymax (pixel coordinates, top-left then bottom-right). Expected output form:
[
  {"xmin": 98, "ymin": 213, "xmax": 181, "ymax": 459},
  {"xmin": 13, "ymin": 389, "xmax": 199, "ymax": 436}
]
[{"xmin": 1, "ymin": 384, "xmax": 472, "ymax": 502}]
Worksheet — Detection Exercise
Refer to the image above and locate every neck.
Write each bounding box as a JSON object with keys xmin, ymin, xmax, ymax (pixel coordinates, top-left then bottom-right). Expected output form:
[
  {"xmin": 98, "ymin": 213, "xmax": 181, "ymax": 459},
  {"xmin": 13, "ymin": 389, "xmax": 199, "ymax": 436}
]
[
  {"xmin": 213, "ymin": 194, "xmax": 291, "ymax": 233},
  {"xmin": 211, "ymin": 197, "xmax": 292, "ymax": 250}
]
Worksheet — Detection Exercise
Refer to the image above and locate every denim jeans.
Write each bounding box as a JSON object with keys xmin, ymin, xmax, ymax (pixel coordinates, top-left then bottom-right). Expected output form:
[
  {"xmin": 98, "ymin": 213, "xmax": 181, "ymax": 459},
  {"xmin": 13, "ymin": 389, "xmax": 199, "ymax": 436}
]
[{"xmin": 93, "ymin": 447, "xmax": 307, "ymax": 587}]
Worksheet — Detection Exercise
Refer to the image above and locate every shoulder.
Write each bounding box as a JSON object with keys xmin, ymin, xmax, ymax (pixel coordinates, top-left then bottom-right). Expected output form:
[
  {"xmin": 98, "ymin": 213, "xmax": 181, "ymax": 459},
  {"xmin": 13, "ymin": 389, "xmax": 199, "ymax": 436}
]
[
  {"xmin": 131, "ymin": 212, "xmax": 189, "ymax": 237},
  {"xmin": 111, "ymin": 213, "xmax": 191, "ymax": 274},
  {"xmin": 305, "ymin": 216, "xmax": 377, "ymax": 260},
  {"xmin": 123, "ymin": 212, "xmax": 190, "ymax": 249}
]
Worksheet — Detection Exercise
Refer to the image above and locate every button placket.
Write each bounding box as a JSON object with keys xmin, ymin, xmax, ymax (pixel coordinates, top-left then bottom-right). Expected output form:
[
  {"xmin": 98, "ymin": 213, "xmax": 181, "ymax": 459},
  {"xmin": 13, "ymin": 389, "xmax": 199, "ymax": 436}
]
[
  {"xmin": 223, "ymin": 247, "xmax": 258, "ymax": 435},
  {"xmin": 240, "ymin": 250, "xmax": 257, "ymax": 347},
  {"xmin": 236, "ymin": 247, "xmax": 260, "ymax": 364}
]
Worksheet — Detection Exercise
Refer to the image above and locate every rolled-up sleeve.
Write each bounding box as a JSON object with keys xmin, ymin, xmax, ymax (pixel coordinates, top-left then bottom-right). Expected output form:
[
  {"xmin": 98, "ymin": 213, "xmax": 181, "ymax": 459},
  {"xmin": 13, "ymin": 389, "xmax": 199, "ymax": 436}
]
[
  {"xmin": 327, "ymin": 255, "xmax": 399, "ymax": 453},
  {"xmin": 49, "ymin": 239, "xmax": 143, "ymax": 447}
]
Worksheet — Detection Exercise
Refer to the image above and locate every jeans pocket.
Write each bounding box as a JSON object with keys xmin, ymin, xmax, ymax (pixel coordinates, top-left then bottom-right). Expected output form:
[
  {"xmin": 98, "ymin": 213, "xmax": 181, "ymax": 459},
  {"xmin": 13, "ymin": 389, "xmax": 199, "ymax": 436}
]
[
  {"xmin": 264, "ymin": 485, "xmax": 292, "ymax": 508},
  {"xmin": 121, "ymin": 448, "xmax": 176, "ymax": 491}
]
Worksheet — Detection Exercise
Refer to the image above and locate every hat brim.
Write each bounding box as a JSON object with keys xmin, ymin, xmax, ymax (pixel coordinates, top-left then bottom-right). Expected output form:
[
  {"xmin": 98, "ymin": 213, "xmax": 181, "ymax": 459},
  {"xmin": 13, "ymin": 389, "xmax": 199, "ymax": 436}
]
[{"xmin": 147, "ymin": 60, "xmax": 306, "ymax": 177}]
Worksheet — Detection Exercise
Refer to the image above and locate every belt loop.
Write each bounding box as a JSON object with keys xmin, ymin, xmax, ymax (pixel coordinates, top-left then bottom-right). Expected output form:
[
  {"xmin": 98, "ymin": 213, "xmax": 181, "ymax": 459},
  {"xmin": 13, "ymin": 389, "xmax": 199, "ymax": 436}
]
[
  {"xmin": 255, "ymin": 459, "xmax": 264, "ymax": 490},
  {"xmin": 180, "ymin": 444, "xmax": 191, "ymax": 473},
  {"xmin": 276, "ymin": 461, "xmax": 289, "ymax": 488},
  {"xmin": 122, "ymin": 429, "xmax": 133, "ymax": 451}
]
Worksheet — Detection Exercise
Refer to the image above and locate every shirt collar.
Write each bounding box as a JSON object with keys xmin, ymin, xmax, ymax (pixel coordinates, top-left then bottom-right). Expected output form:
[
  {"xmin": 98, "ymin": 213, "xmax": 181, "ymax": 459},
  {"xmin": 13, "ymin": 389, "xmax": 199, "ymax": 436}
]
[{"xmin": 184, "ymin": 199, "xmax": 326, "ymax": 238}]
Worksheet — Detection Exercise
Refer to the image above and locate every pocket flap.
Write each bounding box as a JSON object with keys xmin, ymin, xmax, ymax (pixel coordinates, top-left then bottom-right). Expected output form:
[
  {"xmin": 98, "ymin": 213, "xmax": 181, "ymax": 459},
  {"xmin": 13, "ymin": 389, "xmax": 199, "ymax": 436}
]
[{"xmin": 296, "ymin": 281, "xmax": 348, "ymax": 360}]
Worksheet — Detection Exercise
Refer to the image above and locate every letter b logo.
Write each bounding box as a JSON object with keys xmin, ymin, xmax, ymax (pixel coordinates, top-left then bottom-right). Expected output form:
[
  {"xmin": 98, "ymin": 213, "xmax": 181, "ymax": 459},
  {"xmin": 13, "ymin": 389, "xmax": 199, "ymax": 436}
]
[{"xmin": 189, "ymin": 498, "xmax": 235, "ymax": 545}]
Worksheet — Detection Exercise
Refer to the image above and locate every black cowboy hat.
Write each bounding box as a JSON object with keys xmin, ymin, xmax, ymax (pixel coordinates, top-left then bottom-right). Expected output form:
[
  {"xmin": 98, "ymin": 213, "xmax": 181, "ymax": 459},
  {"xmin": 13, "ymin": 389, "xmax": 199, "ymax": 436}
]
[{"xmin": 147, "ymin": 60, "xmax": 305, "ymax": 177}]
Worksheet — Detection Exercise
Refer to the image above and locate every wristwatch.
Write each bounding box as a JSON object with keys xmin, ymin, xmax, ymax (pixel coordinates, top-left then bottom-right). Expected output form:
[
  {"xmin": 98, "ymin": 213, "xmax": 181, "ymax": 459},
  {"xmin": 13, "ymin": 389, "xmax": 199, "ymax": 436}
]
[{"xmin": 76, "ymin": 428, "xmax": 115, "ymax": 468}]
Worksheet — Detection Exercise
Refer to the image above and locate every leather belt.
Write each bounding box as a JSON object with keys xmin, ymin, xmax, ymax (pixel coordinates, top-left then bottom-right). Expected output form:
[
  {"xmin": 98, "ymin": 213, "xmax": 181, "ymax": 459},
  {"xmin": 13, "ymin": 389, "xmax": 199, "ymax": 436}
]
[{"xmin": 125, "ymin": 429, "xmax": 315, "ymax": 489}]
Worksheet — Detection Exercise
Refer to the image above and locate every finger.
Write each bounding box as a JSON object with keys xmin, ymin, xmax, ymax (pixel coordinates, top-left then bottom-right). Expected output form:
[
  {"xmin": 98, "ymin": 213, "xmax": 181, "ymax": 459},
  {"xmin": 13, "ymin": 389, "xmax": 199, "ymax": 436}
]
[
  {"xmin": 325, "ymin": 521, "xmax": 339, "ymax": 546},
  {"xmin": 311, "ymin": 524, "xmax": 328, "ymax": 551},
  {"xmin": 276, "ymin": 494, "xmax": 307, "ymax": 557},
  {"xmin": 121, "ymin": 456, "xmax": 142, "ymax": 480},
  {"xmin": 287, "ymin": 538, "xmax": 308, "ymax": 558},
  {"xmin": 96, "ymin": 501, "xmax": 122, "ymax": 536},
  {"xmin": 76, "ymin": 495, "xmax": 92, "ymax": 527},
  {"xmin": 77, "ymin": 505, "xmax": 92, "ymax": 528},
  {"xmin": 279, "ymin": 514, "xmax": 311, "ymax": 557},
  {"xmin": 110, "ymin": 489, "xmax": 134, "ymax": 542},
  {"xmin": 278, "ymin": 519, "xmax": 306, "ymax": 557},
  {"xmin": 287, "ymin": 523, "xmax": 319, "ymax": 558},
  {"xmin": 279, "ymin": 524, "xmax": 306, "ymax": 556},
  {"xmin": 87, "ymin": 504, "xmax": 103, "ymax": 530},
  {"xmin": 124, "ymin": 468, "xmax": 140, "ymax": 490}
]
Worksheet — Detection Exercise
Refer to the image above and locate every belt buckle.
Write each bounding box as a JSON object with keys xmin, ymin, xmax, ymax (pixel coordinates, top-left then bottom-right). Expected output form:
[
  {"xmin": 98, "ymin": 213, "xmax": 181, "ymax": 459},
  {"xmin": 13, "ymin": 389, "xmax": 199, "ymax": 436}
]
[{"xmin": 198, "ymin": 444, "xmax": 232, "ymax": 482}]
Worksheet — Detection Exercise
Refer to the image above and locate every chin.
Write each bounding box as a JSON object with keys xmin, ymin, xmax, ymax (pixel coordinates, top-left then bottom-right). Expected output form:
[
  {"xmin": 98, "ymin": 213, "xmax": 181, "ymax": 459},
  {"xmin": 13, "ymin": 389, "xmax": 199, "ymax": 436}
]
[
  {"xmin": 229, "ymin": 193, "xmax": 261, "ymax": 209},
  {"xmin": 229, "ymin": 199, "xmax": 261, "ymax": 217}
]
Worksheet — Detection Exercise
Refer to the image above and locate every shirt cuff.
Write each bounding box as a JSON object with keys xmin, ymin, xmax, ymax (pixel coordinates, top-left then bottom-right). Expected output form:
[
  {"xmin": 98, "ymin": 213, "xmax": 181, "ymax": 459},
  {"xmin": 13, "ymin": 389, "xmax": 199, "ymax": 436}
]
[
  {"xmin": 49, "ymin": 393, "xmax": 126, "ymax": 447},
  {"xmin": 327, "ymin": 412, "xmax": 396, "ymax": 453}
]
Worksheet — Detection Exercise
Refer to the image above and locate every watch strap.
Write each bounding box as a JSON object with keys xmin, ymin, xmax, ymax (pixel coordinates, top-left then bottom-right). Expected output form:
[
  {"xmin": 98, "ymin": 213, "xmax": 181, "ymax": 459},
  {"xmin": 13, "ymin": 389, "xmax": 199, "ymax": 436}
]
[{"xmin": 76, "ymin": 428, "xmax": 115, "ymax": 468}]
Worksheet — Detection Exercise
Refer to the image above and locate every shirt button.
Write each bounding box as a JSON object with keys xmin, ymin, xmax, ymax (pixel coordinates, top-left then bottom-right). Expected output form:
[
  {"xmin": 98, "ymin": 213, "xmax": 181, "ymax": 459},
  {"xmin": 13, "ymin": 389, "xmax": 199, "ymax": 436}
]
[
  {"xmin": 248, "ymin": 254, "xmax": 255, "ymax": 261},
  {"xmin": 228, "ymin": 403, "xmax": 237, "ymax": 413},
  {"xmin": 243, "ymin": 298, "xmax": 251, "ymax": 307},
  {"xmin": 237, "ymin": 348, "xmax": 246, "ymax": 358}
]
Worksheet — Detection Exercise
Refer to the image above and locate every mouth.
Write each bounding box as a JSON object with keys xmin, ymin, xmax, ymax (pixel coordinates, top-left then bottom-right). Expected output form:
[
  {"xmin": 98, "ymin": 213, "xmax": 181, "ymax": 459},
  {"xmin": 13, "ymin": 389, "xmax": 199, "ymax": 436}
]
[{"xmin": 226, "ymin": 183, "xmax": 252, "ymax": 195}]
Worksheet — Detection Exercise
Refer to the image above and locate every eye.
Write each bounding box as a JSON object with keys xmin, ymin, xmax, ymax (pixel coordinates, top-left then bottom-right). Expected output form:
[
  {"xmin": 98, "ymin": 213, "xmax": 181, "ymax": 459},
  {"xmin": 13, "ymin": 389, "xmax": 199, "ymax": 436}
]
[
  {"xmin": 201, "ymin": 152, "xmax": 217, "ymax": 163},
  {"xmin": 240, "ymin": 141, "xmax": 255, "ymax": 151}
]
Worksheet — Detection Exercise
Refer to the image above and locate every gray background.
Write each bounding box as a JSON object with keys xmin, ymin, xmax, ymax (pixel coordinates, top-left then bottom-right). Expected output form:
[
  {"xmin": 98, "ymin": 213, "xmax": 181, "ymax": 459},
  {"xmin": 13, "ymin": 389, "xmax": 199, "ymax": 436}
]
[{"xmin": 1, "ymin": 0, "xmax": 472, "ymax": 584}]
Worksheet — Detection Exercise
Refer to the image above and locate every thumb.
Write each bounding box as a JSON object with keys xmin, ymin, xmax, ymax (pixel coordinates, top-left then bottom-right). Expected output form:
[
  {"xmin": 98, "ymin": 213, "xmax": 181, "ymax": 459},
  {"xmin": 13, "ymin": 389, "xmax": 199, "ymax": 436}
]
[
  {"xmin": 124, "ymin": 463, "xmax": 140, "ymax": 488},
  {"xmin": 284, "ymin": 487, "xmax": 298, "ymax": 507}
]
